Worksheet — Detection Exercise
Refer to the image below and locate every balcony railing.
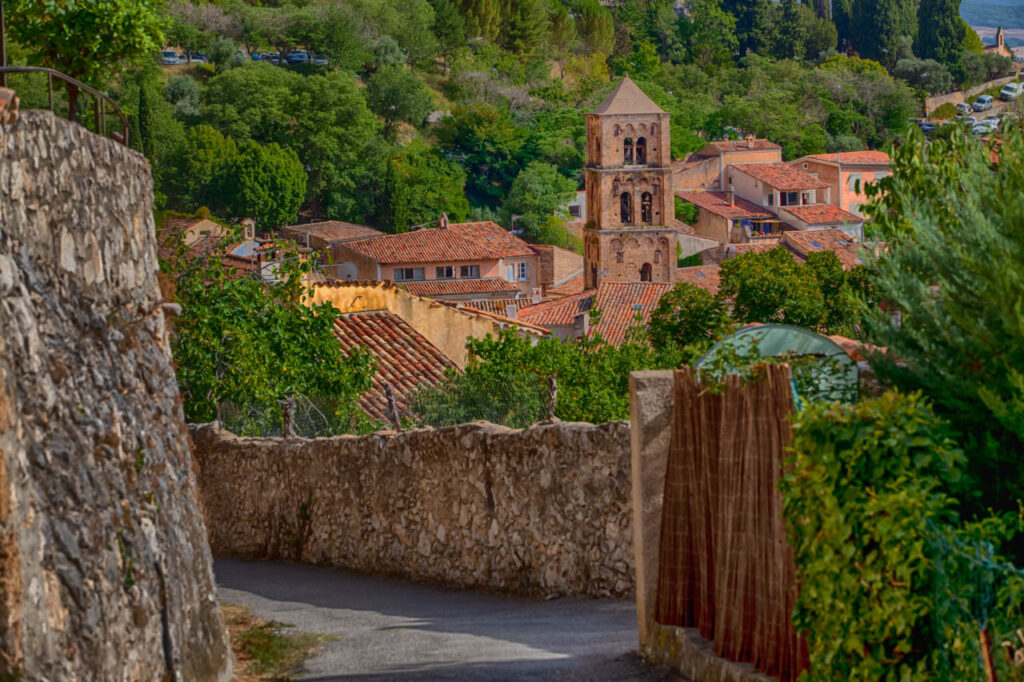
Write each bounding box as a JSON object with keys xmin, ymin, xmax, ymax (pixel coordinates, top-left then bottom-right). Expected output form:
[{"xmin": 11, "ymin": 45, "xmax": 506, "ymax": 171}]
[{"xmin": 0, "ymin": 66, "xmax": 130, "ymax": 146}]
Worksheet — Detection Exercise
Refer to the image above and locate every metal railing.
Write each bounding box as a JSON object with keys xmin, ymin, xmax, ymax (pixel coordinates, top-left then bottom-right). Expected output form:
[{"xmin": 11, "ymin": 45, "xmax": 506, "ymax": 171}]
[{"xmin": 0, "ymin": 66, "xmax": 130, "ymax": 146}]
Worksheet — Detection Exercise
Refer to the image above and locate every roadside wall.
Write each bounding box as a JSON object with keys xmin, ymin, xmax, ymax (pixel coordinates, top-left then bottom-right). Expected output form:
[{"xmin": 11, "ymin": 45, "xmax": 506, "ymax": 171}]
[
  {"xmin": 924, "ymin": 75, "xmax": 1019, "ymax": 114},
  {"xmin": 0, "ymin": 111, "xmax": 230, "ymax": 680},
  {"xmin": 192, "ymin": 420, "xmax": 635, "ymax": 598}
]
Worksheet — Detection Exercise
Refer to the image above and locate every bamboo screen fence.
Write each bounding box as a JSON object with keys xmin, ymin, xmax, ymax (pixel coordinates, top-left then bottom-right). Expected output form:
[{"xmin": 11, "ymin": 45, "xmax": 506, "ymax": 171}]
[{"xmin": 654, "ymin": 365, "xmax": 809, "ymax": 681}]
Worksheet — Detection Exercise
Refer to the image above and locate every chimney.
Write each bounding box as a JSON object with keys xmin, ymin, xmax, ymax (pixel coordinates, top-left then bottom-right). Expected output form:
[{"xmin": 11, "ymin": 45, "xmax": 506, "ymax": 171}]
[
  {"xmin": 506, "ymin": 304, "xmax": 518, "ymax": 319},
  {"xmin": 745, "ymin": 133, "xmax": 755, "ymax": 149},
  {"xmin": 728, "ymin": 184, "xmax": 735, "ymax": 206},
  {"xmin": 438, "ymin": 212, "xmax": 449, "ymax": 229}
]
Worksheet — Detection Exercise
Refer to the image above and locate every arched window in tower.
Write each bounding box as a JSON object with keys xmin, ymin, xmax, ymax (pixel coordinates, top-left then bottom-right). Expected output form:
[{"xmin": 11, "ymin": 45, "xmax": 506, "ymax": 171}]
[
  {"xmin": 620, "ymin": 192, "xmax": 633, "ymax": 224},
  {"xmin": 623, "ymin": 138, "xmax": 634, "ymax": 164},
  {"xmin": 614, "ymin": 124, "xmax": 621, "ymax": 136},
  {"xmin": 654, "ymin": 250, "xmax": 661, "ymax": 264},
  {"xmin": 635, "ymin": 137, "xmax": 647, "ymax": 165},
  {"xmin": 641, "ymin": 192, "xmax": 653, "ymax": 224},
  {"xmin": 651, "ymin": 123, "xmax": 657, "ymax": 136},
  {"xmin": 616, "ymin": 251, "xmax": 624, "ymax": 263},
  {"xmin": 640, "ymin": 263, "xmax": 652, "ymax": 282}
]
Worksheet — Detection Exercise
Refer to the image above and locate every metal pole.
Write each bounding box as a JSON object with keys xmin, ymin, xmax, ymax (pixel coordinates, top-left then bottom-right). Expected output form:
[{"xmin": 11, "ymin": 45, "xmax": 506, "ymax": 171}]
[{"xmin": 1, "ymin": 1, "xmax": 7, "ymax": 89}]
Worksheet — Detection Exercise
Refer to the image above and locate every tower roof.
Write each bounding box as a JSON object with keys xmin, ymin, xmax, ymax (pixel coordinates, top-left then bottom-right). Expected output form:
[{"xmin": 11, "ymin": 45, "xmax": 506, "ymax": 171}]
[{"xmin": 591, "ymin": 76, "xmax": 667, "ymax": 116}]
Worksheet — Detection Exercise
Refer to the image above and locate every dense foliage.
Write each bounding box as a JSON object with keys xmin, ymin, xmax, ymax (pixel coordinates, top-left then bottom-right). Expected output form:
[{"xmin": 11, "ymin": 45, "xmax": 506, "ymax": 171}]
[
  {"xmin": 862, "ymin": 121, "xmax": 1024, "ymax": 554},
  {"xmin": 783, "ymin": 393, "xmax": 1024, "ymax": 680}
]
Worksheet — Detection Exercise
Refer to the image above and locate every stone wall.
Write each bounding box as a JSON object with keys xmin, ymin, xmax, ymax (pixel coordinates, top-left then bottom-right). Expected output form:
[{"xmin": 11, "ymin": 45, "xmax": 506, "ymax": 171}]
[
  {"xmin": 192, "ymin": 420, "xmax": 635, "ymax": 598},
  {"xmin": 923, "ymin": 75, "xmax": 1019, "ymax": 114},
  {"xmin": 0, "ymin": 111, "xmax": 231, "ymax": 680}
]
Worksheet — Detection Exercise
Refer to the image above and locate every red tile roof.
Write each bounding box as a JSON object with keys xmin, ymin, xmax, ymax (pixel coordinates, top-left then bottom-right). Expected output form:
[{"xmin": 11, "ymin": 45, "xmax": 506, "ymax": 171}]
[
  {"xmin": 801, "ymin": 151, "xmax": 891, "ymax": 165},
  {"xmin": 281, "ymin": 220, "xmax": 383, "ymax": 244},
  {"xmin": 332, "ymin": 311, "xmax": 457, "ymax": 421},
  {"xmin": 457, "ymin": 299, "xmax": 526, "ymax": 316},
  {"xmin": 675, "ymin": 190, "xmax": 774, "ymax": 220},
  {"xmin": 732, "ymin": 163, "xmax": 829, "ymax": 191},
  {"xmin": 781, "ymin": 229, "xmax": 868, "ymax": 269},
  {"xmin": 399, "ymin": 278, "xmax": 520, "ymax": 297},
  {"xmin": 342, "ymin": 221, "xmax": 535, "ymax": 264},
  {"xmin": 592, "ymin": 282, "xmax": 675, "ymax": 346},
  {"xmin": 517, "ymin": 290, "xmax": 595, "ymax": 328},
  {"xmin": 782, "ymin": 204, "xmax": 862, "ymax": 225},
  {"xmin": 702, "ymin": 139, "xmax": 781, "ymax": 153},
  {"xmin": 675, "ymin": 265, "xmax": 722, "ymax": 294},
  {"xmin": 547, "ymin": 272, "xmax": 585, "ymax": 297}
]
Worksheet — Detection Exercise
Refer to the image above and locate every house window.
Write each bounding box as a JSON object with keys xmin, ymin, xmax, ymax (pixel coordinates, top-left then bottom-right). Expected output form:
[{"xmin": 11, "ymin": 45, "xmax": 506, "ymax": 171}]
[
  {"xmin": 517, "ymin": 262, "xmax": 529, "ymax": 281},
  {"xmin": 460, "ymin": 264, "xmax": 480, "ymax": 278},
  {"xmin": 505, "ymin": 264, "xmax": 515, "ymax": 281},
  {"xmin": 767, "ymin": 193, "xmax": 775, "ymax": 206},
  {"xmin": 780, "ymin": 191, "xmax": 799, "ymax": 206},
  {"xmin": 654, "ymin": 249, "xmax": 661, "ymax": 264},
  {"xmin": 394, "ymin": 267, "xmax": 424, "ymax": 281},
  {"xmin": 801, "ymin": 192, "xmax": 811, "ymax": 205},
  {"xmin": 640, "ymin": 263, "xmax": 652, "ymax": 282},
  {"xmin": 436, "ymin": 265, "xmax": 455, "ymax": 279},
  {"xmin": 569, "ymin": 204, "xmax": 581, "ymax": 218},
  {"xmin": 635, "ymin": 137, "xmax": 647, "ymax": 165},
  {"xmin": 848, "ymin": 173, "xmax": 862, "ymax": 192},
  {"xmin": 641, "ymin": 192, "xmax": 653, "ymax": 224},
  {"xmin": 624, "ymin": 137, "xmax": 634, "ymax": 164}
]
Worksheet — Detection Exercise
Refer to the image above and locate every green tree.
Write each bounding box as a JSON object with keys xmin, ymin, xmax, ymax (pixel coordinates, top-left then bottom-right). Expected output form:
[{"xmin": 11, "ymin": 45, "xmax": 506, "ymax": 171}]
[
  {"xmin": 683, "ymin": 0, "xmax": 739, "ymax": 67},
  {"xmin": 805, "ymin": 250, "xmax": 867, "ymax": 336},
  {"xmin": 851, "ymin": 0, "xmax": 915, "ymax": 66},
  {"xmin": 800, "ymin": 5, "xmax": 838, "ymax": 59},
  {"xmin": 648, "ymin": 282, "xmax": 732, "ymax": 349},
  {"xmin": 6, "ymin": 0, "xmax": 164, "ymax": 121},
  {"xmin": 162, "ymin": 125, "xmax": 238, "ymax": 213},
  {"xmin": 436, "ymin": 103, "xmax": 526, "ymax": 207},
  {"xmin": 500, "ymin": 161, "xmax": 577, "ymax": 242},
  {"xmin": 722, "ymin": 0, "xmax": 773, "ymax": 55},
  {"xmin": 862, "ymin": 124, "xmax": 1024, "ymax": 542},
  {"xmin": 366, "ymin": 66, "xmax": 434, "ymax": 141},
  {"xmin": 430, "ymin": 0, "xmax": 468, "ymax": 72},
  {"xmin": 717, "ymin": 246, "xmax": 826, "ymax": 328},
  {"xmin": 894, "ymin": 57, "xmax": 954, "ymax": 94},
  {"xmin": 962, "ymin": 21, "xmax": 984, "ymax": 54},
  {"xmin": 223, "ymin": 141, "xmax": 306, "ymax": 229},
  {"xmin": 771, "ymin": 0, "xmax": 809, "ymax": 60},
  {"xmin": 457, "ymin": 0, "xmax": 501, "ymax": 41},
  {"xmin": 167, "ymin": 237, "xmax": 375, "ymax": 426},
  {"xmin": 498, "ymin": 0, "xmax": 547, "ymax": 54},
  {"xmin": 547, "ymin": 1, "xmax": 579, "ymax": 69},
  {"xmin": 916, "ymin": 0, "xmax": 967, "ymax": 77},
  {"xmin": 381, "ymin": 139, "xmax": 471, "ymax": 232},
  {"xmin": 832, "ymin": 0, "xmax": 853, "ymax": 51},
  {"xmin": 575, "ymin": 0, "xmax": 615, "ymax": 55}
]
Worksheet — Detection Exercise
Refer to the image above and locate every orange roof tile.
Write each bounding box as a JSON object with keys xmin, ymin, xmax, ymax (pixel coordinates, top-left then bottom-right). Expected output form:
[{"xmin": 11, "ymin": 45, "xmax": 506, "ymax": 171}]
[
  {"xmin": 332, "ymin": 311, "xmax": 456, "ymax": 421},
  {"xmin": 342, "ymin": 221, "xmax": 535, "ymax": 264},
  {"xmin": 675, "ymin": 265, "xmax": 721, "ymax": 294},
  {"xmin": 281, "ymin": 220, "xmax": 383, "ymax": 244},
  {"xmin": 801, "ymin": 151, "xmax": 890, "ymax": 165},
  {"xmin": 701, "ymin": 139, "xmax": 782, "ymax": 153},
  {"xmin": 517, "ymin": 290, "xmax": 595, "ymax": 328},
  {"xmin": 456, "ymin": 299, "xmax": 526, "ymax": 316},
  {"xmin": 547, "ymin": 272, "xmax": 585, "ymax": 297},
  {"xmin": 676, "ymin": 190, "xmax": 775, "ymax": 220},
  {"xmin": 732, "ymin": 163, "xmax": 829, "ymax": 191},
  {"xmin": 592, "ymin": 282, "xmax": 675, "ymax": 346},
  {"xmin": 781, "ymin": 229, "xmax": 868, "ymax": 269},
  {"xmin": 782, "ymin": 204, "xmax": 862, "ymax": 225},
  {"xmin": 400, "ymin": 278, "xmax": 521, "ymax": 297}
]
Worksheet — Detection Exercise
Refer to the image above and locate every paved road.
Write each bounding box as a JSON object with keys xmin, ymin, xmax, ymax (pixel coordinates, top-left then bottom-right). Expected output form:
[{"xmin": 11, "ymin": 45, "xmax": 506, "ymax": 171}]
[{"xmin": 215, "ymin": 559, "xmax": 685, "ymax": 681}]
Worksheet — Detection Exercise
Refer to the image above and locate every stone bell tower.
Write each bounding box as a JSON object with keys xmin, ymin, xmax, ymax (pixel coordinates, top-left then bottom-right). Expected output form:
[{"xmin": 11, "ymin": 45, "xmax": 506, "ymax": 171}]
[{"xmin": 583, "ymin": 76, "xmax": 677, "ymax": 289}]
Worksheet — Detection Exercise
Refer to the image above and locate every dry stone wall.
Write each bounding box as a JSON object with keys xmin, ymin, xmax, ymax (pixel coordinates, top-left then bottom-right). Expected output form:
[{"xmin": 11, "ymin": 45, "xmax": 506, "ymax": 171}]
[
  {"xmin": 0, "ymin": 111, "xmax": 231, "ymax": 680},
  {"xmin": 192, "ymin": 420, "xmax": 635, "ymax": 598}
]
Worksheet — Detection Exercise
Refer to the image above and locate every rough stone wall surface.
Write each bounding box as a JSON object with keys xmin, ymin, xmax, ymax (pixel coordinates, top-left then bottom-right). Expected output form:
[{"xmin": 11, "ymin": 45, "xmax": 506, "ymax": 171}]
[
  {"xmin": 0, "ymin": 111, "xmax": 231, "ymax": 681},
  {"xmin": 192, "ymin": 420, "xmax": 635, "ymax": 598}
]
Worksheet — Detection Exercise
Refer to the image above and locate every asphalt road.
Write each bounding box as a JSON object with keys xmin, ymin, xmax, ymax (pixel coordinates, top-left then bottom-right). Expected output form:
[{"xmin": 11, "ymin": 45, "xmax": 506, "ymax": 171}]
[{"xmin": 215, "ymin": 558, "xmax": 685, "ymax": 681}]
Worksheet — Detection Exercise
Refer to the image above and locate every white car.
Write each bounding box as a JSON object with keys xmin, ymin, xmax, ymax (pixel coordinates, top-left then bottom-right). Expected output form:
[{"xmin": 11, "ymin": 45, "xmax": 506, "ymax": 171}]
[
  {"xmin": 955, "ymin": 101, "xmax": 973, "ymax": 116},
  {"xmin": 973, "ymin": 120, "xmax": 997, "ymax": 135},
  {"xmin": 972, "ymin": 94, "xmax": 994, "ymax": 112},
  {"xmin": 1000, "ymin": 82, "xmax": 1022, "ymax": 101},
  {"xmin": 160, "ymin": 50, "xmax": 179, "ymax": 65}
]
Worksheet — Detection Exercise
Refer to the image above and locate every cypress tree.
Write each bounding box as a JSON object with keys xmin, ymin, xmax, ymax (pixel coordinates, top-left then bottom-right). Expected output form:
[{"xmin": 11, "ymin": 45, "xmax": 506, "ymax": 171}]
[
  {"xmin": 916, "ymin": 0, "xmax": 967, "ymax": 73},
  {"xmin": 138, "ymin": 82, "xmax": 155, "ymax": 161},
  {"xmin": 722, "ymin": 0, "xmax": 774, "ymax": 55},
  {"xmin": 851, "ymin": 0, "xmax": 914, "ymax": 65},
  {"xmin": 772, "ymin": 0, "xmax": 808, "ymax": 60}
]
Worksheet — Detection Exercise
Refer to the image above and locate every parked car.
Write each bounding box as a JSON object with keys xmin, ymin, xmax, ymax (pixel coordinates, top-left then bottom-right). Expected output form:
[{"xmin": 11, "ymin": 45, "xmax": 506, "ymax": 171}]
[
  {"xmin": 1000, "ymin": 82, "xmax": 1023, "ymax": 101},
  {"xmin": 918, "ymin": 120, "xmax": 938, "ymax": 134},
  {"xmin": 265, "ymin": 52, "xmax": 281, "ymax": 65},
  {"xmin": 955, "ymin": 101, "xmax": 973, "ymax": 116},
  {"xmin": 972, "ymin": 94, "xmax": 994, "ymax": 112},
  {"xmin": 187, "ymin": 52, "xmax": 209, "ymax": 63},
  {"xmin": 311, "ymin": 53, "xmax": 328, "ymax": 66},
  {"xmin": 973, "ymin": 120, "xmax": 998, "ymax": 135},
  {"xmin": 160, "ymin": 50, "xmax": 179, "ymax": 65},
  {"xmin": 285, "ymin": 51, "xmax": 309, "ymax": 64}
]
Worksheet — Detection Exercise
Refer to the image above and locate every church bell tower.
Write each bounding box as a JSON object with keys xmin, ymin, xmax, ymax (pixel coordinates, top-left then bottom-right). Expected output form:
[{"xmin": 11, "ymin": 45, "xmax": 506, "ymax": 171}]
[{"xmin": 583, "ymin": 76, "xmax": 677, "ymax": 289}]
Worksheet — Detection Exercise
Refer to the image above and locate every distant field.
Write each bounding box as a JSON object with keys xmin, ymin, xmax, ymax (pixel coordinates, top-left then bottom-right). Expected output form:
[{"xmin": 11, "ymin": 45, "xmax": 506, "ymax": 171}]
[{"xmin": 961, "ymin": 0, "xmax": 1024, "ymax": 36}]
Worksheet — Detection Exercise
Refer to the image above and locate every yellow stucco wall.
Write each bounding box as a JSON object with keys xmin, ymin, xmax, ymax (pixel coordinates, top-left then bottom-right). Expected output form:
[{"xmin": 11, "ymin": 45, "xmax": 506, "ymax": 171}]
[{"xmin": 307, "ymin": 282, "xmax": 526, "ymax": 368}]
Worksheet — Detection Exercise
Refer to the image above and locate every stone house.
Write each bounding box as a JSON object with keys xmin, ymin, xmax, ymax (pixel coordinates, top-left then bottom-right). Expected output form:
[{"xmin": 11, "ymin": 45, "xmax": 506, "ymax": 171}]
[{"xmin": 788, "ymin": 151, "xmax": 890, "ymax": 219}]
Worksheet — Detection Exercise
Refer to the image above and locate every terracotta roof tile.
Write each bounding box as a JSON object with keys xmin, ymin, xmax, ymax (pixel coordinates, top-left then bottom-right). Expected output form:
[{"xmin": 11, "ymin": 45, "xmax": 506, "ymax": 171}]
[
  {"xmin": 801, "ymin": 151, "xmax": 891, "ymax": 165},
  {"xmin": 547, "ymin": 272, "xmax": 585, "ymax": 297},
  {"xmin": 332, "ymin": 311, "xmax": 456, "ymax": 421},
  {"xmin": 457, "ymin": 299, "xmax": 526, "ymax": 316},
  {"xmin": 517, "ymin": 290, "xmax": 595, "ymax": 328},
  {"xmin": 782, "ymin": 204, "xmax": 862, "ymax": 225},
  {"xmin": 676, "ymin": 190, "xmax": 775, "ymax": 220},
  {"xmin": 675, "ymin": 265, "xmax": 722, "ymax": 294},
  {"xmin": 732, "ymin": 163, "xmax": 829, "ymax": 191},
  {"xmin": 726, "ymin": 240, "xmax": 806, "ymax": 264},
  {"xmin": 342, "ymin": 221, "xmax": 535, "ymax": 264},
  {"xmin": 592, "ymin": 76, "xmax": 667, "ymax": 115},
  {"xmin": 281, "ymin": 220, "xmax": 383, "ymax": 244},
  {"xmin": 592, "ymin": 282, "xmax": 676, "ymax": 346},
  {"xmin": 782, "ymin": 229, "xmax": 868, "ymax": 269},
  {"xmin": 702, "ymin": 139, "xmax": 781, "ymax": 153},
  {"xmin": 399, "ymin": 278, "xmax": 521, "ymax": 297}
]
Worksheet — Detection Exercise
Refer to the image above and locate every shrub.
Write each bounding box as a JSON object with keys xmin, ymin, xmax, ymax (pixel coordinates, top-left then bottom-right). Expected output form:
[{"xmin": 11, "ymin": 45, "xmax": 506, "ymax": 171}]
[
  {"xmin": 931, "ymin": 102, "xmax": 956, "ymax": 120},
  {"xmin": 783, "ymin": 392, "xmax": 1024, "ymax": 680}
]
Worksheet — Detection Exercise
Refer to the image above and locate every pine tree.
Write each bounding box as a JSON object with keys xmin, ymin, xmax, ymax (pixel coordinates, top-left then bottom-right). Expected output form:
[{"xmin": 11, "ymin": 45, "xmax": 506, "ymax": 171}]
[
  {"xmin": 722, "ymin": 0, "xmax": 773, "ymax": 55},
  {"xmin": 456, "ymin": 0, "xmax": 501, "ymax": 42},
  {"xmin": 430, "ymin": 0, "xmax": 467, "ymax": 72},
  {"xmin": 499, "ymin": 0, "xmax": 547, "ymax": 54},
  {"xmin": 772, "ymin": 0, "xmax": 808, "ymax": 60},
  {"xmin": 832, "ymin": 0, "xmax": 854, "ymax": 51},
  {"xmin": 575, "ymin": 0, "xmax": 615, "ymax": 55},
  {"xmin": 916, "ymin": 0, "xmax": 966, "ymax": 74}
]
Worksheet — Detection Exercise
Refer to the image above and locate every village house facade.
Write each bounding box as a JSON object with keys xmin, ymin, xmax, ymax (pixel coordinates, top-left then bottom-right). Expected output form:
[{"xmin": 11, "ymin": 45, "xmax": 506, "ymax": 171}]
[{"xmin": 789, "ymin": 151, "xmax": 891, "ymax": 218}]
